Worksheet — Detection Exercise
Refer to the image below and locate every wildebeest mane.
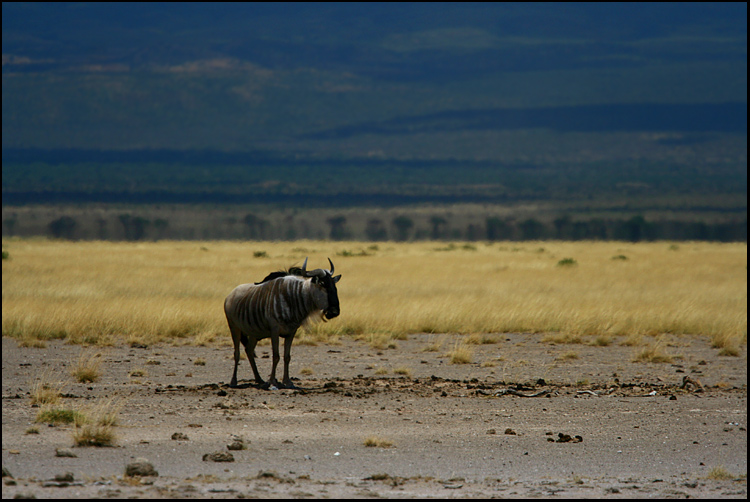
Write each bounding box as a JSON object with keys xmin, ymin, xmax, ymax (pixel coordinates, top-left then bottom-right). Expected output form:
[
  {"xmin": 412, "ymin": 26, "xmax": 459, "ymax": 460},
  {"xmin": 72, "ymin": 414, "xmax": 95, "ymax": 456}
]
[{"xmin": 254, "ymin": 266, "xmax": 305, "ymax": 285}]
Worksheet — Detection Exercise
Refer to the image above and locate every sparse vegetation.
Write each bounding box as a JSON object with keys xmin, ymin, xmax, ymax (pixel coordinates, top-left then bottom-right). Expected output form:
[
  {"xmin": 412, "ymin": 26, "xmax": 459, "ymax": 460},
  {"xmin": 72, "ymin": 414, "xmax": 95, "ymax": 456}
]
[
  {"xmin": 72, "ymin": 423, "xmax": 117, "ymax": 447},
  {"xmin": 364, "ymin": 436, "xmax": 394, "ymax": 448},
  {"xmin": 543, "ymin": 333, "xmax": 585, "ymax": 345},
  {"xmin": 35, "ymin": 407, "xmax": 85, "ymax": 426},
  {"xmin": 30, "ymin": 373, "xmax": 65, "ymax": 406},
  {"xmin": 590, "ymin": 334, "xmax": 614, "ymax": 347},
  {"xmin": 557, "ymin": 351, "xmax": 580, "ymax": 361},
  {"xmin": 706, "ymin": 466, "xmax": 735, "ymax": 481},
  {"xmin": 71, "ymin": 350, "xmax": 102, "ymax": 383},
  {"xmin": 632, "ymin": 340, "xmax": 675, "ymax": 363},
  {"xmin": 90, "ymin": 397, "xmax": 123, "ymax": 427},
  {"xmin": 448, "ymin": 342, "xmax": 474, "ymax": 364}
]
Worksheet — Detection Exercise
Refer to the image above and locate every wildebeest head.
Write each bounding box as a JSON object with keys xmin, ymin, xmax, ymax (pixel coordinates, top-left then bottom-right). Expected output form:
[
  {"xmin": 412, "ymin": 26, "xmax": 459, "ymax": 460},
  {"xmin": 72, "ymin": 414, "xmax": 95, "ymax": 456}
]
[{"xmin": 301, "ymin": 257, "xmax": 341, "ymax": 320}]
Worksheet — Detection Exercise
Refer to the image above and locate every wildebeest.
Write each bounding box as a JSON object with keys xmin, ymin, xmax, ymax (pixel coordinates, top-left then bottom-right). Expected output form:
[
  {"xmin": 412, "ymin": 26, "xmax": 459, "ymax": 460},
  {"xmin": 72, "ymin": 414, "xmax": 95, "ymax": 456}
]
[{"xmin": 224, "ymin": 258, "xmax": 341, "ymax": 389}]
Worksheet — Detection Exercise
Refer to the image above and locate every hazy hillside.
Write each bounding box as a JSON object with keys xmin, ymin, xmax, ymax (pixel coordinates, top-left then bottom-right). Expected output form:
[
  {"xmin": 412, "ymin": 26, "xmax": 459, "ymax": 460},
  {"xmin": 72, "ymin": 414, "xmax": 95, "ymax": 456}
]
[{"xmin": 2, "ymin": 3, "xmax": 747, "ymax": 238}]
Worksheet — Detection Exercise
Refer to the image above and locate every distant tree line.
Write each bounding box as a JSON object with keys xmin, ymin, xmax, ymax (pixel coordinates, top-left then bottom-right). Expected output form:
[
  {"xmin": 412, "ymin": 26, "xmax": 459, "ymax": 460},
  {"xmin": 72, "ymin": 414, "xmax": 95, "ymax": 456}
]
[{"xmin": 16, "ymin": 212, "xmax": 745, "ymax": 243}]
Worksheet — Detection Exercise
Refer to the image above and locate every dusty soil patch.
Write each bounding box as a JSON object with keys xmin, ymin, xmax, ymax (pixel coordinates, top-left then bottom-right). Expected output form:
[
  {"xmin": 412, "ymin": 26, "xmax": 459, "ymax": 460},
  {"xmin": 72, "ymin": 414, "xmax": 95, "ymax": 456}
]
[{"xmin": 2, "ymin": 334, "xmax": 746, "ymax": 498}]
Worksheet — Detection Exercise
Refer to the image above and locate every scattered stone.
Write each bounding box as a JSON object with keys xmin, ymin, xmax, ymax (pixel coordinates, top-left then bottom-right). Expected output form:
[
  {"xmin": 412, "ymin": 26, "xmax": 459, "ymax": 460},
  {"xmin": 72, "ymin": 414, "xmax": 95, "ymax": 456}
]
[
  {"xmin": 227, "ymin": 437, "xmax": 247, "ymax": 450},
  {"xmin": 203, "ymin": 452, "xmax": 235, "ymax": 462},
  {"xmin": 55, "ymin": 448, "xmax": 77, "ymax": 458},
  {"xmin": 257, "ymin": 470, "xmax": 280, "ymax": 479},
  {"xmin": 681, "ymin": 376, "xmax": 704, "ymax": 392},
  {"xmin": 171, "ymin": 432, "xmax": 189, "ymax": 441},
  {"xmin": 54, "ymin": 473, "xmax": 74, "ymax": 482},
  {"xmin": 554, "ymin": 433, "xmax": 583, "ymax": 443},
  {"xmin": 125, "ymin": 458, "xmax": 159, "ymax": 477}
]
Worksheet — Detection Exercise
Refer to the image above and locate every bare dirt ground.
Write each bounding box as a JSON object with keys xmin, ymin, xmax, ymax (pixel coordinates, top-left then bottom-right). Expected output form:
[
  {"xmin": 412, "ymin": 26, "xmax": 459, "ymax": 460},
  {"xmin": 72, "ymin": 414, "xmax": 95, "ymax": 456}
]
[{"xmin": 2, "ymin": 333, "xmax": 746, "ymax": 498}]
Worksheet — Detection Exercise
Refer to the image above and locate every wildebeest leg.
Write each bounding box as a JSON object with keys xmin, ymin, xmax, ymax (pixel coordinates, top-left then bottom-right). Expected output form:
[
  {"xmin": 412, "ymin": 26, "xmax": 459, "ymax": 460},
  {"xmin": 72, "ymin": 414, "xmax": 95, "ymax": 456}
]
[
  {"xmin": 263, "ymin": 333, "xmax": 282, "ymax": 390},
  {"xmin": 229, "ymin": 324, "xmax": 243, "ymax": 387},
  {"xmin": 241, "ymin": 335, "xmax": 264, "ymax": 386},
  {"xmin": 281, "ymin": 333, "xmax": 299, "ymax": 389}
]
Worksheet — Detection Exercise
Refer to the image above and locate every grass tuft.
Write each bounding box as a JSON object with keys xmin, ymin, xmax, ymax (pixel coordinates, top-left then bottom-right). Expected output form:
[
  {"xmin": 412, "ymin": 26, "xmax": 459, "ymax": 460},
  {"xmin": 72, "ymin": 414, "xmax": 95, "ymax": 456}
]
[
  {"xmin": 36, "ymin": 407, "xmax": 86, "ymax": 426},
  {"xmin": 632, "ymin": 339, "xmax": 675, "ymax": 363},
  {"xmin": 447, "ymin": 342, "xmax": 474, "ymax": 364},
  {"xmin": 706, "ymin": 466, "xmax": 735, "ymax": 481},
  {"xmin": 72, "ymin": 423, "xmax": 117, "ymax": 447},
  {"xmin": 364, "ymin": 436, "xmax": 394, "ymax": 448},
  {"xmin": 72, "ymin": 350, "xmax": 102, "ymax": 383},
  {"xmin": 393, "ymin": 366, "xmax": 412, "ymax": 377},
  {"xmin": 30, "ymin": 372, "xmax": 66, "ymax": 406}
]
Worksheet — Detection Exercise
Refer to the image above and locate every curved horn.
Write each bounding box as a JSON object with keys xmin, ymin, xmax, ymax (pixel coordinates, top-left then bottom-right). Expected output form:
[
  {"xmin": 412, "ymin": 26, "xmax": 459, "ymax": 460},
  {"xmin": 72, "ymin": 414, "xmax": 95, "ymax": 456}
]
[{"xmin": 328, "ymin": 258, "xmax": 334, "ymax": 275}]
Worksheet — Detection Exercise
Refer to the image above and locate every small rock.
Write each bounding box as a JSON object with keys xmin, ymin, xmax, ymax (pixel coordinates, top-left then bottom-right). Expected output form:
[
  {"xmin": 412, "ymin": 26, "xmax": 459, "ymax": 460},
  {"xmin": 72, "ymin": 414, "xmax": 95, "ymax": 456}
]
[
  {"xmin": 203, "ymin": 452, "xmax": 235, "ymax": 462},
  {"xmin": 227, "ymin": 439, "xmax": 246, "ymax": 451},
  {"xmin": 55, "ymin": 448, "xmax": 77, "ymax": 458},
  {"xmin": 125, "ymin": 458, "xmax": 159, "ymax": 477}
]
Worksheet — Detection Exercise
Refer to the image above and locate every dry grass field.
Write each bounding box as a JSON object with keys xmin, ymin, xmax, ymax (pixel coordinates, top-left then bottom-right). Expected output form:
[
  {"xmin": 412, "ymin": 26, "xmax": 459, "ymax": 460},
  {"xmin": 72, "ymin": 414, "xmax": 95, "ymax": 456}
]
[{"xmin": 2, "ymin": 239, "xmax": 746, "ymax": 354}]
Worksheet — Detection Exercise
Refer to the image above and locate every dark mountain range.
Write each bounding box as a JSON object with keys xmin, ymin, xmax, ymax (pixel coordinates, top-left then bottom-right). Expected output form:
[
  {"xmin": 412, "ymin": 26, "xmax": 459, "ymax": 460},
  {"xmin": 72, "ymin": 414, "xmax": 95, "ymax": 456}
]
[{"xmin": 2, "ymin": 3, "xmax": 747, "ymax": 214}]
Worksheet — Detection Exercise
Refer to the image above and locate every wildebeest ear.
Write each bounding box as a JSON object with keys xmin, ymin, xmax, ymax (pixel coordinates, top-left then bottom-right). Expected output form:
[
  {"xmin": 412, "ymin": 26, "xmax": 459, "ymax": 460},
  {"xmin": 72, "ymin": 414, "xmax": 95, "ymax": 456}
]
[{"xmin": 332, "ymin": 274, "xmax": 341, "ymax": 283}]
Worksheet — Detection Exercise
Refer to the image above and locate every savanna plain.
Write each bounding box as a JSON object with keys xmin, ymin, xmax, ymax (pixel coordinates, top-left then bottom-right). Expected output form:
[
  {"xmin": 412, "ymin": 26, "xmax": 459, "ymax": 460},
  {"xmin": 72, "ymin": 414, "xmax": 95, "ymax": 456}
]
[{"xmin": 2, "ymin": 239, "xmax": 747, "ymax": 498}]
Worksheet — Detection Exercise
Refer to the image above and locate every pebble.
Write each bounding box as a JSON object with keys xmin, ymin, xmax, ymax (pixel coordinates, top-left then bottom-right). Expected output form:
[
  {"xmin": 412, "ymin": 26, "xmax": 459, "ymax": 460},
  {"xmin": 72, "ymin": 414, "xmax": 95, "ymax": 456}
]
[{"xmin": 125, "ymin": 458, "xmax": 159, "ymax": 477}]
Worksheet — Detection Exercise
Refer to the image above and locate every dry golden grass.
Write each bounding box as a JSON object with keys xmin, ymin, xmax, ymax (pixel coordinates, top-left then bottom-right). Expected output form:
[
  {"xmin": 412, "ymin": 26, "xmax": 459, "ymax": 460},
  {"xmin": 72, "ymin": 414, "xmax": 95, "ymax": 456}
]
[
  {"xmin": 705, "ymin": 465, "xmax": 736, "ymax": 481},
  {"xmin": 557, "ymin": 350, "xmax": 580, "ymax": 361},
  {"xmin": 632, "ymin": 338, "xmax": 676, "ymax": 363},
  {"xmin": 393, "ymin": 366, "xmax": 412, "ymax": 376},
  {"xmin": 2, "ymin": 239, "xmax": 746, "ymax": 352},
  {"xmin": 447, "ymin": 342, "xmax": 474, "ymax": 364},
  {"xmin": 30, "ymin": 371, "xmax": 66, "ymax": 406},
  {"xmin": 71, "ymin": 350, "xmax": 103, "ymax": 383},
  {"xmin": 364, "ymin": 436, "xmax": 394, "ymax": 448},
  {"xmin": 72, "ymin": 423, "xmax": 117, "ymax": 447}
]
